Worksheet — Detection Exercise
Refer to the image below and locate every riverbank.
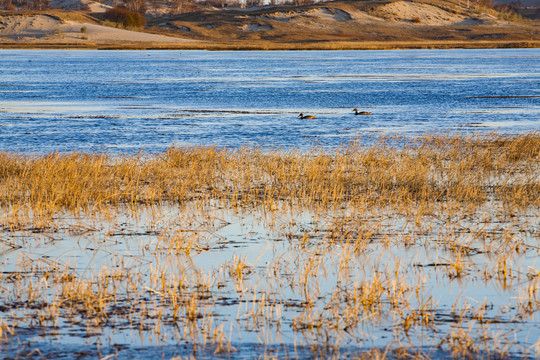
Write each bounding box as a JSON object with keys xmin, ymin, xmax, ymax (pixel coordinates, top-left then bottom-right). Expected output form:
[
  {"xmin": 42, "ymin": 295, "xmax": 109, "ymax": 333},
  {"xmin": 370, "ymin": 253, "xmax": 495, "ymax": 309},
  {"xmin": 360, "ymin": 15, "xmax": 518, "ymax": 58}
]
[
  {"xmin": 1, "ymin": 39, "xmax": 539, "ymax": 50},
  {"xmin": 1, "ymin": 0, "xmax": 539, "ymax": 50}
]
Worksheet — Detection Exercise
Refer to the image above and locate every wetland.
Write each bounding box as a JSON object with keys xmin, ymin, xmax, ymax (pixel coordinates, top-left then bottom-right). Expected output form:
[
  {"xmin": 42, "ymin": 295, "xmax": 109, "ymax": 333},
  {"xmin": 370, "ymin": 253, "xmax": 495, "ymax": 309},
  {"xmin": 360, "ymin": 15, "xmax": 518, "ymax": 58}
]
[{"xmin": 0, "ymin": 49, "xmax": 539, "ymax": 359}]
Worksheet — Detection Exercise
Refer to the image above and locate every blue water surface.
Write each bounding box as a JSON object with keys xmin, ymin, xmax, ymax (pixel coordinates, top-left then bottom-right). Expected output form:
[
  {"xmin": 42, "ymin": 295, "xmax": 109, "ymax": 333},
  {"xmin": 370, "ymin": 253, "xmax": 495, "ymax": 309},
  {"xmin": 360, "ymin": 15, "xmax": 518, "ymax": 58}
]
[{"xmin": 0, "ymin": 48, "xmax": 539, "ymax": 153}]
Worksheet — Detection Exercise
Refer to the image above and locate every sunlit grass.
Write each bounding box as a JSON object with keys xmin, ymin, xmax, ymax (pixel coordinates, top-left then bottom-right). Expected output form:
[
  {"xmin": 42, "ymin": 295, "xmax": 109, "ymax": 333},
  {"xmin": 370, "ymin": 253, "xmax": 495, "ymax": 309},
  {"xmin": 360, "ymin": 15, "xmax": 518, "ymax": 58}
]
[
  {"xmin": 0, "ymin": 132, "xmax": 538, "ymax": 358},
  {"xmin": 1, "ymin": 132, "xmax": 538, "ymax": 220}
]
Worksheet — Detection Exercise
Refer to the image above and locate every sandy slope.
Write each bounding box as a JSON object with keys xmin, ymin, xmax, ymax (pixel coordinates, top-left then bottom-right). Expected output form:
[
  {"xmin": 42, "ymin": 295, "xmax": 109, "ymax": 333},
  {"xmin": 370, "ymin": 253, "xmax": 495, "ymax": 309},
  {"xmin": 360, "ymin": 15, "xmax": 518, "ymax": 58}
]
[
  {"xmin": 49, "ymin": 0, "xmax": 112, "ymax": 12},
  {"xmin": 375, "ymin": 1, "xmax": 466, "ymax": 24},
  {"xmin": 152, "ymin": 0, "xmax": 539, "ymax": 47},
  {"xmin": 0, "ymin": 14, "xmax": 197, "ymax": 43},
  {"xmin": 0, "ymin": 0, "xmax": 538, "ymax": 48}
]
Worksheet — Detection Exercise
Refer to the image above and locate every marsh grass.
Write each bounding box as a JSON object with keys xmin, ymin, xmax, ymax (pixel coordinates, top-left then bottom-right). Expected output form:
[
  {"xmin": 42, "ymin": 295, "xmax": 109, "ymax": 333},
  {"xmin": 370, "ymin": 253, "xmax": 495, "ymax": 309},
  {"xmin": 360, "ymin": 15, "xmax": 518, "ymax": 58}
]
[
  {"xmin": 0, "ymin": 132, "xmax": 538, "ymax": 223},
  {"xmin": 0, "ymin": 132, "xmax": 539, "ymax": 358}
]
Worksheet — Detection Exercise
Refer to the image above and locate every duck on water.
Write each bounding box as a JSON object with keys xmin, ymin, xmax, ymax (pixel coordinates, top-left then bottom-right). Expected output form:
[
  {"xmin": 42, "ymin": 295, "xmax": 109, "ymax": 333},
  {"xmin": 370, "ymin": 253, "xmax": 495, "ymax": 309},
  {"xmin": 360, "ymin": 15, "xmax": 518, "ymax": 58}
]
[
  {"xmin": 299, "ymin": 113, "xmax": 316, "ymax": 119},
  {"xmin": 353, "ymin": 108, "xmax": 372, "ymax": 115}
]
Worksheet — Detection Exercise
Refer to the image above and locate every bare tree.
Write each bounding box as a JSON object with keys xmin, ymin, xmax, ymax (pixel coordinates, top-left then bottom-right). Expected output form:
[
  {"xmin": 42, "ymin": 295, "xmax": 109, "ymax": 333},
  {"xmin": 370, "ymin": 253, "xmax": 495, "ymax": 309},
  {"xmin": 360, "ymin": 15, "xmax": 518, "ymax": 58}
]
[
  {"xmin": 149, "ymin": 0, "xmax": 160, "ymax": 12},
  {"xmin": 245, "ymin": 0, "xmax": 263, "ymax": 7},
  {"xmin": 170, "ymin": 0, "xmax": 197, "ymax": 14},
  {"xmin": 124, "ymin": 0, "xmax": 146, "ymax": 14},
  {"xmin": 170, "ymin": 0, "xmax": 184, "ymax": 14},
  {"xmin": 213, "ymin": 0, "xmax": 227, "ymax": 8},
  {"xmin": 227, "ymin": 0, "xmax": 241, "ymax": 7},
  {"xmin": 29, "ymin": 0, "xmax": 48, "ymax": 10}
]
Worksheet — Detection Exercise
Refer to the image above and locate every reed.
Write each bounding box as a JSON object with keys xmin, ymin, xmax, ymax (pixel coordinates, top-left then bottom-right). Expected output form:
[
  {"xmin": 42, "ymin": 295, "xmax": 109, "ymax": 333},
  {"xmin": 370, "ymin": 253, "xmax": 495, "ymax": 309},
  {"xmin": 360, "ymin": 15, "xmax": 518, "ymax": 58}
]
[
  {"xmin": 0, "ymin": 133, "xmax": 538, "ymax": 221},
  {"xmin": 0, "ymin": 132, "xmax": 538, "ymax": 358}
]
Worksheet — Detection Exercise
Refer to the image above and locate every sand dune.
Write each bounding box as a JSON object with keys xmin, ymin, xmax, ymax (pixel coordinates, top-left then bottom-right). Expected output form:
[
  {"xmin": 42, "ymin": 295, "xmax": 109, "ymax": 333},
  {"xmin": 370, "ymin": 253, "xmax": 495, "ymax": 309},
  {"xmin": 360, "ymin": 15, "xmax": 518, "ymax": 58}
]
[
  {"xmin": 49, "ymin": 0, "xmax": 111, "ymax": 12},
  {"xmin": 0, "ymin": 14, "xmax": 198, "ymax": 44},
  {"xmin": 157, "ymin": 0, "xmax": 536, "ymax": 46},
  {"xmin": 375, "ymin": 1, "xmax": 466, "ymax": 24},
  {"xmin": 0, "ymin": 0, "xmax": 538, "ymax": 48}
]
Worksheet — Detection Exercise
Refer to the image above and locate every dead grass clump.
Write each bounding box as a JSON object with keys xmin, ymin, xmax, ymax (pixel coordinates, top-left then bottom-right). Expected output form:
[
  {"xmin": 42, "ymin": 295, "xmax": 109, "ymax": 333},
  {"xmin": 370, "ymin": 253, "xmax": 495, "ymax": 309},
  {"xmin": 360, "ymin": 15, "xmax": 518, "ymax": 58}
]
[
  {"xmin": 0, "ymin": 133, "xmax": 538, "ymax": 227},
  {"xmin": 0, "ymin": 318, "xmax": 14, "ymax": 341}
]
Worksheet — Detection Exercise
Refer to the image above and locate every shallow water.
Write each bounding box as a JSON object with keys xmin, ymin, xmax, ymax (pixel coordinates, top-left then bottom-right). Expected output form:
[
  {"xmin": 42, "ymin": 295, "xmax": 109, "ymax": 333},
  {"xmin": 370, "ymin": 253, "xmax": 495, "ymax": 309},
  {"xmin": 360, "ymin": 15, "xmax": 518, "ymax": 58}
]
[
  {"xmin": 0, "ymin": 49, "xmax": 539, "ymax": 153},
  {"xmin": 0, "ymin": 201, "xmax": 539, "ymax": 359}
]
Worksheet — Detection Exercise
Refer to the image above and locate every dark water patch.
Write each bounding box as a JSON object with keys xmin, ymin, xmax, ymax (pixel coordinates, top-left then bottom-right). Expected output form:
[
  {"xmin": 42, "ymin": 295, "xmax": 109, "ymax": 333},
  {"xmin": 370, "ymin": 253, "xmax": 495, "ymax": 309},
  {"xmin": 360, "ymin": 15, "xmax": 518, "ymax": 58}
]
[
  {"xmin": 467, "ymin": 95, "xmax": 540, "ymax": 98},
  {"xmin": 95, "ymin": 96, "xmax": 141, "ymax": 99},
  {"xmin": 118, "ymin": 107, "xmax": 163, "ymax": 110},
  {"xmin": 178, "ymin": 109, "xmax": 287, "ymax": 115},
  {"xmin": 69, "ymin": 115, "xmax": 123, "ymax": 119}
]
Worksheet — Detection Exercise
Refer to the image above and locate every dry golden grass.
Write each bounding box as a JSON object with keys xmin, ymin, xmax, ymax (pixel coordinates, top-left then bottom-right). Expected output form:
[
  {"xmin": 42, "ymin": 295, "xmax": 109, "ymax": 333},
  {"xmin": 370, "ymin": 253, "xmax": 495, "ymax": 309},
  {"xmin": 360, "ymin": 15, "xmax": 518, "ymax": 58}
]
[
  {"xmin": 0, "ymin": 132, "xmax": 538, "ymax": 358},
  {"xmin": 0, "ymin": 132, "xmax": 538, "ymax": 224}
]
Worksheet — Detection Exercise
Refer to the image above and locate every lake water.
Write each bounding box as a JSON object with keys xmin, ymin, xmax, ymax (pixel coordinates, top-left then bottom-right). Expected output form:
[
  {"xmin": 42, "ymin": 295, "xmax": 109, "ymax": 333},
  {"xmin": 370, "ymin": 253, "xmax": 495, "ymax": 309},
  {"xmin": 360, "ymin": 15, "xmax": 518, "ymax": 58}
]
[
  {"xmin": 0, "ymin": 48, "xmax": 539, "ymax": 153},
  {"xmin": 0, "ymin": 49, "xmax": 539, "ymax": 360}
]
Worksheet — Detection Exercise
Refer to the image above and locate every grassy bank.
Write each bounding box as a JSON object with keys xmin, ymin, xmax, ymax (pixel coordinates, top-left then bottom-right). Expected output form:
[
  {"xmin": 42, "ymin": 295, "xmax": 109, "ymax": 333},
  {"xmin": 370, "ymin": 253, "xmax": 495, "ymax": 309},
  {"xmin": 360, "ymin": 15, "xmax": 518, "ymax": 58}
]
[{"xmin": 1, "ymin": 39, "xmax": 539, "ymax": 50}]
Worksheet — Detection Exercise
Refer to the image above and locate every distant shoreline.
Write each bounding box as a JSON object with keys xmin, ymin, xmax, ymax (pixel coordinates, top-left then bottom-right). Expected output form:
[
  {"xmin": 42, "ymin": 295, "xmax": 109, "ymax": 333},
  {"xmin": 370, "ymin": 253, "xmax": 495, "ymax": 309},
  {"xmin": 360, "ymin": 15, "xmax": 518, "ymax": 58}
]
[
  {"xmin": 1, "ymin": 40, "xmax": 539, "ymax": 50},
  {"xmin": 2, "ymin": 1, "xmax": 539, "ymax": 51}
]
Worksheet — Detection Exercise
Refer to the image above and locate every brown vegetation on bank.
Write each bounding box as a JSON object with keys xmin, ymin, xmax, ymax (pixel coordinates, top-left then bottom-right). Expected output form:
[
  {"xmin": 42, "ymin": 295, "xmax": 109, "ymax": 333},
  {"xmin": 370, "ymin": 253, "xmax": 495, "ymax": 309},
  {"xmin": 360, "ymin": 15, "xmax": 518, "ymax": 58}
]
[
  {"xmin": 103, "ymin": 6, "xmax": 146, "ymax": 28},
  {"xmin": 147, "ymin": 0, "xmax": 540, "ymax": 46},
  {"xmin": 1, "ymin": 0, "xmax": 539, "ymax": 49}
]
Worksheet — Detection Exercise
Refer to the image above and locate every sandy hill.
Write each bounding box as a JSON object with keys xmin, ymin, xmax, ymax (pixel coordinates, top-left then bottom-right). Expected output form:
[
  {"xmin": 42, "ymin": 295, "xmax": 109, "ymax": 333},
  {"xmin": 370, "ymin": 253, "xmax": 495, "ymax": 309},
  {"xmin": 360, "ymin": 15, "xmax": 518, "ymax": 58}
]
[
  {"xmin": 0, "ymin": 0, "xmax": 539, "ymax": 49},
  {"xmin": 0, "ymin": 12, "xmax": 198, "ymax": 45},
  {"xmin": 146, "ymin": 0, "xmax": 539, "ymax": 47},
  {"xmin": 49, "ymin": 0, "xmax": 112, "ymax": 12}
]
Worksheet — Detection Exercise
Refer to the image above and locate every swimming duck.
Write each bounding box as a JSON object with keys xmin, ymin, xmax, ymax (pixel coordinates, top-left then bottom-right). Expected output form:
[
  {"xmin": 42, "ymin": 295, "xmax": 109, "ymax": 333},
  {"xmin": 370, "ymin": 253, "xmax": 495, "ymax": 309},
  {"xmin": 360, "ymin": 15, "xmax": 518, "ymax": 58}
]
[
  {"xmin": 353, "ymin": 108, "xmax": 372, "ymax": 115},
  {"xmin": 299, "ymin": 113, "xmax": 316, "ymax": 119}
]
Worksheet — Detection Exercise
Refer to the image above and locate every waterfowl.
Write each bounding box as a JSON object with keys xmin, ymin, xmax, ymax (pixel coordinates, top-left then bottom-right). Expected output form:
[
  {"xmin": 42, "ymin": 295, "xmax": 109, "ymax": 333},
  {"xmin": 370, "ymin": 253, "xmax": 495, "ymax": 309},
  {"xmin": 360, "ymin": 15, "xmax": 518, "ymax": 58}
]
[
  {"xmin": 299, "ymin": 113, "xmax": 316, "ymax": 119},
  {"xmin": 353, "ymin": 108, "xmax": 372, "ymax": 115}
]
